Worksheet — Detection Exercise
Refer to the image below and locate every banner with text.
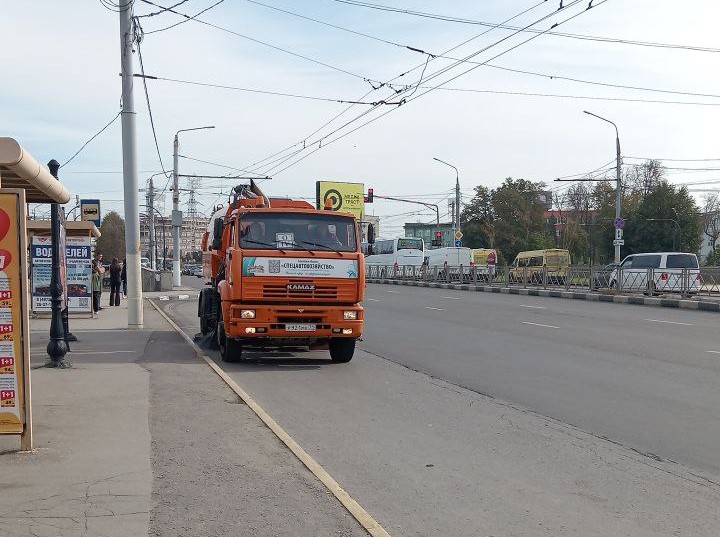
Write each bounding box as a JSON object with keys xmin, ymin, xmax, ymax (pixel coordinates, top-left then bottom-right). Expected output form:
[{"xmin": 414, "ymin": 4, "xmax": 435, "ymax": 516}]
[
  {"xmin": 316, "ymin": 181, "xmax": 364, "ymax": 220},
  {"xmin": 242, "ymin": 257, "xmax": 359, "ymax": 278},
  {"xmin": 0, "ymin": 191, "xmax": 29, "ymax": 436}
]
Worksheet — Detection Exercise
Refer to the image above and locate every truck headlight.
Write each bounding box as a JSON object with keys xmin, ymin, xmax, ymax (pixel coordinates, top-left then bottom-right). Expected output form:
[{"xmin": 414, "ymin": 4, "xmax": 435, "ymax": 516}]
[
  {"xmin": 343, "ymin": 310, "xmax": 357, "ymax": 320},
  {"xmin": 240, "ymin": 309, "xmax": 256, "ymax": 319}
]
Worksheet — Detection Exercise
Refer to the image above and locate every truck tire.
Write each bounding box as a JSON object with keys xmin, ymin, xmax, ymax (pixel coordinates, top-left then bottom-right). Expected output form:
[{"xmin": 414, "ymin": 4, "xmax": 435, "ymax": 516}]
[
  {"xmin": 217, "ymin": 310, "xmax": 243, "ymax": 362},
  {"xmin": 329, "ymin": 338, "xmax": 355, "ymax": 363}
]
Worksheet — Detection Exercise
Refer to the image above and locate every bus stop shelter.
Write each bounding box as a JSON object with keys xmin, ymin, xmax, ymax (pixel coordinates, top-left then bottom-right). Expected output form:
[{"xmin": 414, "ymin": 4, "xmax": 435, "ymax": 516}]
[{"xmin": 0, "ymin": 137, "xmax": 70, "ymax": 204}]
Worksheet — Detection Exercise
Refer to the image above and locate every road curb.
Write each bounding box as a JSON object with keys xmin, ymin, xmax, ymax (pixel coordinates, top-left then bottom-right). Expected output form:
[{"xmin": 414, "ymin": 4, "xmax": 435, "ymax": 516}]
[{"xmin": 366, "ymin": 279, "xmax": 720, "ymax": 313}]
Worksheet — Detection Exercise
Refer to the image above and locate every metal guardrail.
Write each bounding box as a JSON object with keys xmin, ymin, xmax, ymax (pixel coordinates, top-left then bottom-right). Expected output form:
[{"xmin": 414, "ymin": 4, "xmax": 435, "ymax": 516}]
[{"xmin": 366, "ymin": 264, "xmax": 720, "ymax": 299}]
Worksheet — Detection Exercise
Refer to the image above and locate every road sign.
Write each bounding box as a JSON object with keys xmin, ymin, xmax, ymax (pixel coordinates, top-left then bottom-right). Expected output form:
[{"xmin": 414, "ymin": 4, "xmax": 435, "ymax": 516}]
[
  {"xmin": 613, "ymin": 239, "xmax": 625, "ymax": 246},
  {"xmin": 454, "ymin": 240, "xmax": 462, "ymax": 247},
  {"xmin": 80, "ymin": 199, "xmax": 101, "ymax": 228},
  {"xmin": 454, "ymin": 230, "xmax": 463, "ymax": 240},
  {"xmin": 614, "ymin": 217, "xmax": 625, "ymax": 230},
  {"xmin": 615, "ymin": 228, "xmax": 623, "ymax": 240}
]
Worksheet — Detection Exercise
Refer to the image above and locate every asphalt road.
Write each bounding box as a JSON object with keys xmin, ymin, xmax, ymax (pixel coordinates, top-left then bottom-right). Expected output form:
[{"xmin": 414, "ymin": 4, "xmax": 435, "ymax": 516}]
[
  {"xmin": 159, "ymin": 289, "xmax": 720, "ymax": 536},
  {"xmin": 361, "ymin": 283, "xmax": 720, "ymax": 475}
]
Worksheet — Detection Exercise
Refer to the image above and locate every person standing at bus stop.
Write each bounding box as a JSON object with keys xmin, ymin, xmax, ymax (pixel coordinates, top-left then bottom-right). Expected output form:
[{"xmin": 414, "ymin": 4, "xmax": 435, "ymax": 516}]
[
  {"xmin": 121, "ymin": 258, "xmax": 127, "ymax": 299},
  {"xmin": 91, "ymin": 263, "xmax": 102, "ymax": 315},
  {"xmin": 108, "ymin": 257, "xmax": 122, "ymax": 306}
]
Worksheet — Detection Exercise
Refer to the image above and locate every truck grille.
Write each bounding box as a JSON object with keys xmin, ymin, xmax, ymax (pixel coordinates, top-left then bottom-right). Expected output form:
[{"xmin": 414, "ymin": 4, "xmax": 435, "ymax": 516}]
[{"xmin": 262, "ymin": 283, "xmax": 338, "ymax": 300}]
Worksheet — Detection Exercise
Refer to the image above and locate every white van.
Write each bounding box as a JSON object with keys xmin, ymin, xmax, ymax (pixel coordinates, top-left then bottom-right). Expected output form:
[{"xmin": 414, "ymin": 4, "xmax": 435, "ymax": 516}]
[
  {"xmin": 425, "ymin": 247, "xmax": 473, "ymax": 268},
  {"xmin": 609, "ymin": 252, "xmax": 700, "ymax": 294}
]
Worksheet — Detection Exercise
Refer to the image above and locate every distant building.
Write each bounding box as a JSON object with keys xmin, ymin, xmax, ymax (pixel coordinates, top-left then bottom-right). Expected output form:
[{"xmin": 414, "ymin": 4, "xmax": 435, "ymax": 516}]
[
  {"xmin": 360, "ymin": 215, "xmax": 380, "ymax": 243},
  {"xmin": 404, "ymin": 222, "xmax": 455, "ymax": 248},
  {"xmin": 140, "ymin": 215, "xmax": 209, "ymax": 261}
]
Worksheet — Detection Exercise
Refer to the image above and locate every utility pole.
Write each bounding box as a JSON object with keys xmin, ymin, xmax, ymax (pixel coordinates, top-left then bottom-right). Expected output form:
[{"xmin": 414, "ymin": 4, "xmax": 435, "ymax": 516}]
[
  {"xmin": 433, "ymin": 157, "xmax": 461, "ymax": 242},
  {"xmin": 148, "ymin": 177, "xmax": 156, "ymax": 269},
  {"xmin": 584, "ymin": 111, "xmax": 622, "ymax": 262},
  {"xmin": 119, "ymin": 1, "xmax": 143, "ymax": 328},
  {"xmin": 172, "ymin": 126, "xmax": 214, "ymax": 286}
]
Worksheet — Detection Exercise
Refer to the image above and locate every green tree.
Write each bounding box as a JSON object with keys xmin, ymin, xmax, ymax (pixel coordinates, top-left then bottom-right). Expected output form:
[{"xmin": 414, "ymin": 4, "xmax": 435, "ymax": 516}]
[
  {"xmin": 460, "ymin": 185, "xmax": 494, "ymax": 249},
  {"xmin": 624, "ymin": 181, "xmax": 700, "ymax": 254},
  {"xmin": 95, "ymin": 211, "xmax": 126, "ymax": 261},
  {"xmin": 491, "ymin": 178, "xmax": 552, "ymax": 264}
]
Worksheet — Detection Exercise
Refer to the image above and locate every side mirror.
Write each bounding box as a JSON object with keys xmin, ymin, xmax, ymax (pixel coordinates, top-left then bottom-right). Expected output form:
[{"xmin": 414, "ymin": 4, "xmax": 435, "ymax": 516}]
[
  {"xmin": 211, "ymin": 218, "xmax": 224, "ymax": 251},
  {"xmin": 367, "ymin": 223, "xmax": 375, "ymax": 244}
]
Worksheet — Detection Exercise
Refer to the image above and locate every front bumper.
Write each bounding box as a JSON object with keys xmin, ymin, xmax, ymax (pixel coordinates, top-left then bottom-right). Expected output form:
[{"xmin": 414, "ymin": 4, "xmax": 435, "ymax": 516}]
[{"xmin": 224, "ymin": 304, "xmax": 364, "ymax": 339}]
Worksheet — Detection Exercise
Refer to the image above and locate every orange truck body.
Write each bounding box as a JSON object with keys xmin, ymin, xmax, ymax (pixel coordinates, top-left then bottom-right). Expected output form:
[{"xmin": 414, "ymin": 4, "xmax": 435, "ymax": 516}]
[{"xmin": 198, "ymin": 186, "xmax": 365, "ymax": 362}]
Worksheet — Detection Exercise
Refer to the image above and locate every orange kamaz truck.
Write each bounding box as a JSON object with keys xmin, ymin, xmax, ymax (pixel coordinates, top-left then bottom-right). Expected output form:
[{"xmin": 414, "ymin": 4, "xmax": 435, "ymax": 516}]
[{"xmin": 198, "ymin": 181, "xmax": 365, "ymax": 363}]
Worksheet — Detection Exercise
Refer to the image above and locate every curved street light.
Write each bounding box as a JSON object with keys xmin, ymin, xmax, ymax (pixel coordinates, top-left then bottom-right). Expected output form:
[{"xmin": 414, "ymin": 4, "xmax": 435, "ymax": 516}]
[{"xmin": 583, "ymin": 110, "xmax": 623, "ymax": 262}]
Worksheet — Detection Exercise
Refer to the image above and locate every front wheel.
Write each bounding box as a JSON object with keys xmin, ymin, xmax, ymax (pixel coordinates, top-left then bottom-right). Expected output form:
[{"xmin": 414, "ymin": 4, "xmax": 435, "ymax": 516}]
[
  {"xmin": 218, "ymin": 310, "xmax": 243, "ymax": 362},
  {"xmin": 329, "ymin": 338, "xmax": 355, "ymax": 363}
]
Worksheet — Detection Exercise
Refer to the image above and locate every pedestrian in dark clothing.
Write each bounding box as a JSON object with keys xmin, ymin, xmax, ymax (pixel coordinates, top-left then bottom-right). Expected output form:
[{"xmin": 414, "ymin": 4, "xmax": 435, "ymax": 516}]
[
  {"xmin": 92, "ymin": 264, "xmax": 102, "ymax": 314},
  {"xmin": 121, "ymin": 258, "xmax": 127, "ymax": 298},
  {"xmin": 109, "ymin": 258, "xmax": 122, "ymax": 306}
]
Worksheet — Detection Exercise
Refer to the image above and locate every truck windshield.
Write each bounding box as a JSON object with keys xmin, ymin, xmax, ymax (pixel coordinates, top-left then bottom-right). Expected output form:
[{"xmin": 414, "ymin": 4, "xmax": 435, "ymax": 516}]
[{"xmin": 239, "ymin": 213, "xmax": 357, "ymax": 252}]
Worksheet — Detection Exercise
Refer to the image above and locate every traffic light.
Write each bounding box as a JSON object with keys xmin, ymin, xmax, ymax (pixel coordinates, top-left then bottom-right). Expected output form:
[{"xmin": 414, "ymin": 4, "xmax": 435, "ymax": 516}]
[
  {"xmin": 431, "ymin": 230, "xmax": 442, "ymax": 247},
  {"xmin": 364, "ymin": 188, "xmax": 374, "ymax": 203}
]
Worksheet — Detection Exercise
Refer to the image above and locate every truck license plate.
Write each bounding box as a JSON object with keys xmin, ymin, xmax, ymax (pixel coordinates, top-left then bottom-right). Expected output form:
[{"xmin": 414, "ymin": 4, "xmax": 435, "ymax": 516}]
[{"xmin": 285, "ymin": 324, "xmax": 316, "ymax": 332}]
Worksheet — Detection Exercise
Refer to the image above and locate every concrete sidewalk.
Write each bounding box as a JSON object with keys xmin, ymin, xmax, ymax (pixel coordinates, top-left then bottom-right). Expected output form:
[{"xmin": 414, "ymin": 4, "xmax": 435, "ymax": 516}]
[{"xmin": 0, "ymin": 301, "xmax": 366, "ymax": 537}]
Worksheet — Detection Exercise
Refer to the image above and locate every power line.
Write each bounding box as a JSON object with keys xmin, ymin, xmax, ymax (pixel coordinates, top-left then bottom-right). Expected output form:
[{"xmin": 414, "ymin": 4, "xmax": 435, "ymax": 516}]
[
  {"xmin": 145, "ymin": 0, "xmax": 225, "ymax": 33},
  {"xmin": 60, "ymin": 111, "xmax": 121, "ymax": 168},
  {"xmin": 136, "ymin": 73, "xmax": 403, "ymax": 105},
  {"xmin": 625, "ymin": 156, "xmax": 720, "ymax": 162},
  {"xmin": 329, "ymin": 0, "xmax": 720, "ymax": 53},
  {"xmin": 428, "ymin": 87, "xmax": 720, "ymax": 107},
  {"xmin": 241, "ymin": 0, "xmax": 410, "ymax": 50},
  {"xmin": 481, "ymin": 63, "xmax": 720, "ymax": 100},
  {"xmin": 137, "ymin": 0, "xmax": 190, "ymax": 17},
  {"xmin": 132, "ymin": 16, "xmax": 173, "ymax": 197},
  {"xmin": 241, "ymin": 0, "xmax": 720, "ymax": 101},
  {"xmin": 139, "ymin": 0, "xmax": 382, "ymax": 83},
  {"xmin": 239, "ymin": 0, "xmax": 550, "ymax": 176},
  {"xmin": 98, "ymin": 0, "xmax": 134, "ymax": 12},
  {"xmin": 268, "ymin": 0, "xmax": 611, "ymax": 177},
  {"xmin": 254, "ymin": 0, "xmax": 576, "ymax": 176},
  {"xmin": 555, "ymin": 158, "xmax": 616, "ymax": 181}
]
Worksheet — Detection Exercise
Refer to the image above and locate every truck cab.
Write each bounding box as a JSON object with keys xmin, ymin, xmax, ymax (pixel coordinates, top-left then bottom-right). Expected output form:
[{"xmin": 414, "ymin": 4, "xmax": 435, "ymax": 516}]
[{"xmin": 199, "ymin": 186, "xmax": 365, "ymax": 363}]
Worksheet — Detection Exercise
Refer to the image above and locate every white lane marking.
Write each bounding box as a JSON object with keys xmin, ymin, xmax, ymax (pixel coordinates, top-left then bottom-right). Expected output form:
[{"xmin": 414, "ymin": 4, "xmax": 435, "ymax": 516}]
[
  {"xmin": 644, "ymin": 319, "xmax": 693, "ymax": 326},
  {"xmin": 425, "ymin": 306, "xmax": 445, "ymax": 311},
  {"xmin": 440, "ymin": 296, "xmax": 461, "ymax": 300},
  {"xmin": 520, "ymin": 304, "xmax": 546, "ymax": 309},
  {"xmin": 366, "ymin": 298, "xmax": 381, "ymax": 302},
  {"xmin": 521, "ymin": 321, "xmax": 558, "ymax": 329},
  {"xmin": 178, "ymin": 294, "xmax": 190, "ymax": 300},
  {"xmin": 707, "ymin": 350, "xmax": 720, "ymax": 354},
  {"xmin": 386, "ymin": 290, "xmax": 400, "ymax": 293}
]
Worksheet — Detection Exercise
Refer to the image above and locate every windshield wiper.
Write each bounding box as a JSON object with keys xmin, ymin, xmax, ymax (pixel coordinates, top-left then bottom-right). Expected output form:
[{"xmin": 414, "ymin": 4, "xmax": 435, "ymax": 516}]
[
  {"xmin": 243, "ymin": 239, "xmax": 286, "ymax": 254},
  {"xmin": 300, "ymin": 240, "xmax": 344, "ymax": 256},
  {"xmin": 285, "ymin": 242, "xmax": 315, "ymax": 255}
]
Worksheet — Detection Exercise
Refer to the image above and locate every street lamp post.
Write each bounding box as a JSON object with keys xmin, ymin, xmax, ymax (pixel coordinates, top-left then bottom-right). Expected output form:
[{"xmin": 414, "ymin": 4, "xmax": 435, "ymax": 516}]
[
  {"xmin": 46, "ymin": 160, "xmax": 69, "ymax": 368},
  {"xmin": 433, "ymin": 158, "xmax": 461, "ymax": 241},
  {"xmin": 584, "ymin": 111, "xmax": 622, "ymax": 262},
  {"xmin": 173, "ymin": 126, "xmax": 215, "ymax": 286}
]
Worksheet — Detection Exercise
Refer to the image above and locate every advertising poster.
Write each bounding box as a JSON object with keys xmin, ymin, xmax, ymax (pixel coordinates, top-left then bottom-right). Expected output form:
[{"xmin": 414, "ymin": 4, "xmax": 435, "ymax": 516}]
[
  {"xmin": 66, "ymin": 237, "xmax": 92, "ymax": 313},
  {"xmin": 31, "ymin": 235, "xmax": 91, "ymax": 313},
  {"xmin": 0, "ymin": 191, "xmax": 29, "ymax": 438},
  {"xmin": 316, "ymin": 181, "xmax": 365, "ymax": 220},
  {"xmin": 31, "ymin": 236, "xmax": 52, "ymax": 313}
]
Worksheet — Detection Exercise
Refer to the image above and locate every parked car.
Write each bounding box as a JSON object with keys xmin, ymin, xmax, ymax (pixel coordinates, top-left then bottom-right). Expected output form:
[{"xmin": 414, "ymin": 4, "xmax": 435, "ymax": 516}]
[
  {"xmin": 593, "ymin": 262, "xmax": 620, "ymax": 288},
  {"xmin": 609, "ymin": 252, "xmax": 700, "ymax": 294},
  {"xmin": 193, "ymin": 265, "xmax": 203, "ymax": 278}
]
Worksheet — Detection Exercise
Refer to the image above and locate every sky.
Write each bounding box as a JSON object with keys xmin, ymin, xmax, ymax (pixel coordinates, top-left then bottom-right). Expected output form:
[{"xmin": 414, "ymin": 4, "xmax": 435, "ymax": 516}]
[{"xmin": 2, "ymin": 0, "xmax": 719, "ymax": 236}]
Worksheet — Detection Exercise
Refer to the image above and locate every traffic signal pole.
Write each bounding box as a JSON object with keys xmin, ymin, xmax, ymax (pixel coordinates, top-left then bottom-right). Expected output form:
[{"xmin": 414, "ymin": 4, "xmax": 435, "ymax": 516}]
[{"xmin": 372, "ymin": 194, "xmax": 440, "ymax": 228}]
